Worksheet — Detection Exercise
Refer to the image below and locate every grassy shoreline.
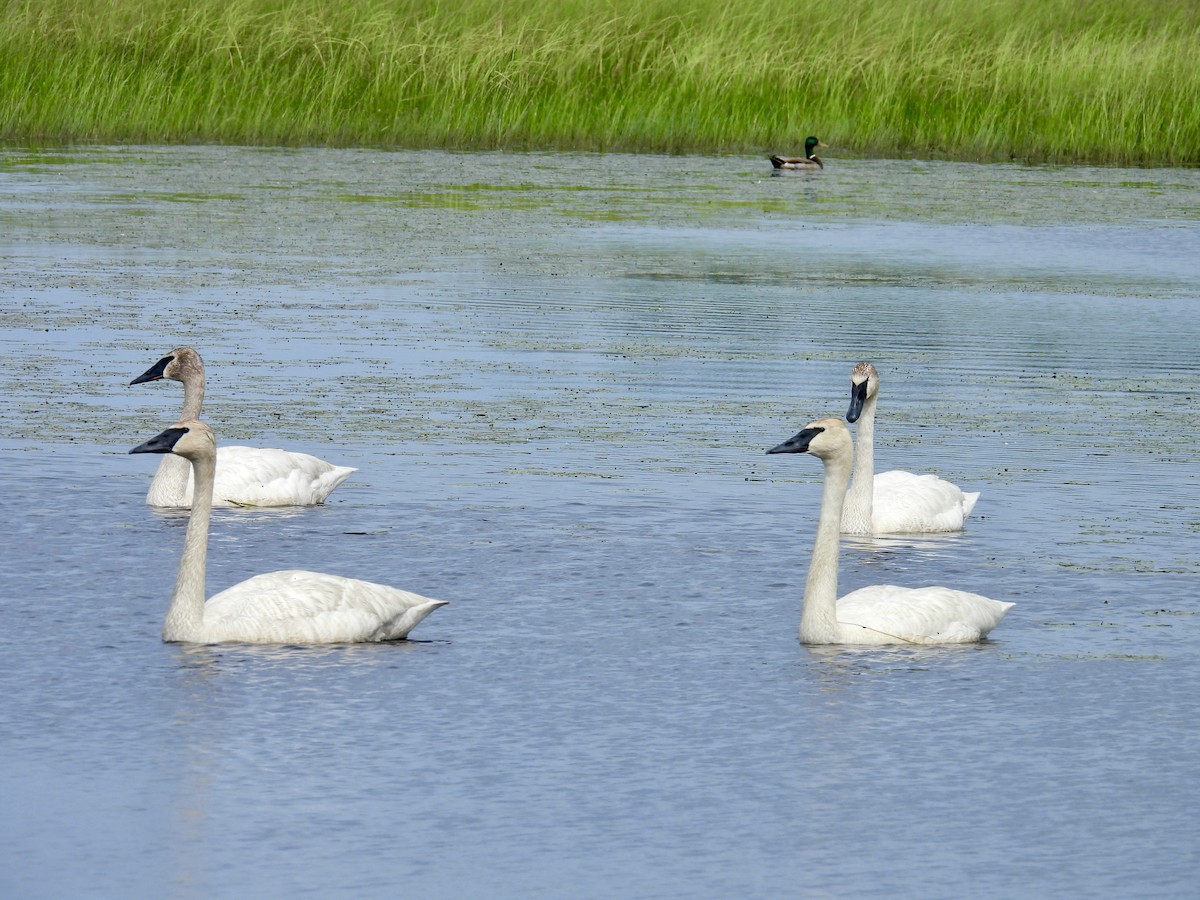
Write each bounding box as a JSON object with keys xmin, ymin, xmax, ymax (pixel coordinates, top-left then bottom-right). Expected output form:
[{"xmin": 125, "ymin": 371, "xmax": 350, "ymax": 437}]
[{"xmin": 2, "ymin": 0, "xmax": 1197, "ymax": 164}]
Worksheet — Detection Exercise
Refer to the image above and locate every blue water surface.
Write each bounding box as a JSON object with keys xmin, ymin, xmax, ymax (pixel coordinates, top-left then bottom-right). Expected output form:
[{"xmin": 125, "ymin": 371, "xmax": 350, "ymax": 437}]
[{"xmin": 1, "ymin": 147, "xmax": 1198, "ymax": 898}]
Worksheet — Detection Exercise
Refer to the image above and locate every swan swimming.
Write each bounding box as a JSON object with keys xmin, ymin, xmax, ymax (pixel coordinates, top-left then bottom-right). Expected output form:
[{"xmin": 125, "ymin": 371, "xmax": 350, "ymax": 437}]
[
  {"xmin": 842, "ymin": 361, "xmax": 979, "ymax": 535},
  {"xmin": 768, "ymin": 417, "xmax": 1011, "ymax": 644},
  {"xmin": 131, "ymin": 347, "xmax": 355, "ymax": 508},
  {"xmin": 130, "ymin": 419, "xmax": 447, "ymax": 644}
]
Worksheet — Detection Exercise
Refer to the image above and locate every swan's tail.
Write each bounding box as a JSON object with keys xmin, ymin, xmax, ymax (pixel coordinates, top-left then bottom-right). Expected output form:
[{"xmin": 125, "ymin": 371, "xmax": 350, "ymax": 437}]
[
  {"xmin": 377, "ymin": 599, "xmax": 449, "ymax": 641},
  {"xmin": 977, "ymin": 599, "xmax": 1015, "ymax": 640},
  {"xmin": 961, "ymin": 491, "xmax": 981, "ymax": 519},
  {"xmin": 312, "ymin": 465, "xmax": 357, "ymax": 503}
]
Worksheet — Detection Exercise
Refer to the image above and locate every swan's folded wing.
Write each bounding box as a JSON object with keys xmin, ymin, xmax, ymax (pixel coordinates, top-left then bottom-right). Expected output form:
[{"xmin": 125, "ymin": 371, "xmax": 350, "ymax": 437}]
[
  {"xmin": 838, "ymin": 584, "xmax": 1012, "ymax": 643},
  {"xmin": 205, "ymin": 570, "xmax": 446, "ymax": 643},
  {"xmin": 206, "ymin": 446, "xmax": 355, "ymax": 507},
  {"xmin": 871, "ymin": 470, "xmax": 976, "ymax": 533}
]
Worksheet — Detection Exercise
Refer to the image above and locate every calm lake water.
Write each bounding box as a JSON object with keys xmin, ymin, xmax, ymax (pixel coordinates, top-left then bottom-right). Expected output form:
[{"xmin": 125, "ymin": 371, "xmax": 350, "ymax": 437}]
[{"xmin": 1, "ymin": 147, "xmax": 1198, "ymax": 898}]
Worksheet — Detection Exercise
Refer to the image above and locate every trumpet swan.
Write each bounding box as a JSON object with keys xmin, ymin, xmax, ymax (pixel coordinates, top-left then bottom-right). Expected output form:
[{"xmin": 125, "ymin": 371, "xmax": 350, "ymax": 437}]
[
  {"xmin": 131, "ymin": 347, "xmax": 355, "ymax": 508},
  {"xmin": 769, "ymin": 136, "xmax": 824, "ymax": 170},
  {"xmin": 130, "ymin": 419, "xmax": 447, "ymax": 644},
  {"xmin": 768, "ymin": 418, "xmax": 1011, "ymax": 644},
  {"xmin": 843, "ymin": 362, "xmax": 979, "ymax": 535}
]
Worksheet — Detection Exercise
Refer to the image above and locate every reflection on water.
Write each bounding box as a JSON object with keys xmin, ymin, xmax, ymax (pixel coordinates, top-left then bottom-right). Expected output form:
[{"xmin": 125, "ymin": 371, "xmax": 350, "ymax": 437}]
[{"xmin": 1, "ymin": 147, "xmax": 1199, "ymax": 899}]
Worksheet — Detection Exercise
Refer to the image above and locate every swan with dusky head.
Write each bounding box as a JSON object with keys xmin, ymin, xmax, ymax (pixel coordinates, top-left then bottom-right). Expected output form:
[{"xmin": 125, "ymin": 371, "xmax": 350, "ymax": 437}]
[
  {"xmin": 842, "ymin": 362, "xmax": 979, "ymax": 534},
  {"xmin": 131, "ymin": 347, "xmax": 355, "ymax": 508}
]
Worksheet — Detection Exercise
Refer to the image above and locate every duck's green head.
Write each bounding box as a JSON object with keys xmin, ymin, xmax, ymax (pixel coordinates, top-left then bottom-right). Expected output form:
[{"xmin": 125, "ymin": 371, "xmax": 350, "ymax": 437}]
[{"xmin": 804, "ymin": 136, "xmax": 822, "ymax": 158}]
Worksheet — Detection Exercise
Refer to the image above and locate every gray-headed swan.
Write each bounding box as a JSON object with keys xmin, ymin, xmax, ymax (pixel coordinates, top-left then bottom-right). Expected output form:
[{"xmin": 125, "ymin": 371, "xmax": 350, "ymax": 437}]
[
  {"xmin": 768, "ymin": 417, "xmax": 1010, "ymax": 644},
  {"xmin": 131, "ymin": 348, "xmax": 355, "ymax": 508},
  {"xmin": 842, "ymin": 362, "xmax": 979, "ymax": 535},
  {"xmin": 130, "ymin": 419, "xmax": 447, "ymax": 644}
]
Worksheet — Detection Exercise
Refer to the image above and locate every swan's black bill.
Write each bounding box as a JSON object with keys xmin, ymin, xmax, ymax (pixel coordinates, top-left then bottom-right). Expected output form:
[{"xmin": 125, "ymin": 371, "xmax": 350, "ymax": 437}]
[
  {"xmin": 846, "ymin": 378, "xmax": 869, "ymax": 423},
  {"xmin": 767, "ymin": 426, "xmax": 824, "ymax": 455},
  {"xmin": 130, "ymin": 427, "xmax": 189, "ymax": 455},
  {"xmin": 130, "ymin": 354, "xmax": 174, "ymax": 386}
]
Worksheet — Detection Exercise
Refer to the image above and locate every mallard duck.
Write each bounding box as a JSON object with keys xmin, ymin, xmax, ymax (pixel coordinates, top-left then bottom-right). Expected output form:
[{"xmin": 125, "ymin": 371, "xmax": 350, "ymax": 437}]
[{"xmin": 769, "ymin": 136, "xmax": 824, "ymax": 170}]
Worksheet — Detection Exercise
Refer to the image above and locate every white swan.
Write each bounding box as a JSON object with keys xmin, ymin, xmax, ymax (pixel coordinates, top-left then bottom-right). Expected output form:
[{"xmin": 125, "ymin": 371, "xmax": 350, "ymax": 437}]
[
  {"xmin": 130, "ymin": 419, "xmax": 447, "ymax": 644},
  {"xmin": 131, "ymin": 347, "xmax": 355, "ymax": 508},
  {"xmin": 768, "ymin": 417, "xmax": 1011, "ymax": 644},
  {"xmin": 842, "ymin": 362, "xmax": 979, "ymax": 535}
]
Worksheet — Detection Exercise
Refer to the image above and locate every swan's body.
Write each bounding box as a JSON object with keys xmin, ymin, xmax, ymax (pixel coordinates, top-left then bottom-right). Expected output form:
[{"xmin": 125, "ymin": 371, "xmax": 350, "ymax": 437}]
[
  {"xmin": 770, "ymin": 136, "xmax": 824, "ymax": 170},
  {"xmin": 130, "ymin": 420, "xmax": 447, "ymax": 644},
  {"xmin": 131, "ymin": 348, "xmax": 355, "ymax": 508},
  {"xmin": 843, "ymin": 362, "xmax": 979, "ymax": 535},
  {"xmin": 768, "ymin": 418, "xmax": 1011, "ymax": 645},
  {"xmin": 143, "ymin": 446, "xmax": 354, "ymax": 508}
]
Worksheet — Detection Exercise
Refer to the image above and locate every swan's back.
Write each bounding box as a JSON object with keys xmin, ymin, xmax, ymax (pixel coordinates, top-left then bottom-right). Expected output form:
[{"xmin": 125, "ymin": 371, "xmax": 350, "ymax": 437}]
[
  {"xmin": 204, "ymin": 570, "xmax": 448, "ymax": 643},
  {"xmin": 835, "ymin": 584, "xmax": 1012, "ymax": 644},
  {"xmin": 868, "ymin": 470, "xmax": 979, "ymax": 534},
  {"xmin": 210, "ymin": 446, "xmax": 356, "ymax": 507},
  {"xmin": 150, "ymin": 445, "xmax": 356, "ymax": 507}
]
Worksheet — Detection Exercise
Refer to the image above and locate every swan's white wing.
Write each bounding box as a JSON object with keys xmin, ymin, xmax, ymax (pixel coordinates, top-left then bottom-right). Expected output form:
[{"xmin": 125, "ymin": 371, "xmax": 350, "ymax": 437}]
[
  {"xmin": 837, "ymin": 584, "xmax": 1012, "ymax": 644},
  {"xmin": 147, "ymin": 446, "xmax": 354, "ymax": 507},
  {"xmin": 870, "ymin": 469, "xmax": 977, "ymax": 534},
  {"xmin": 150, "ymin": 445, "xmax": 354, "ymax": 507},
  {"xmin": 210, "ymin": 446, "xmax": 355, "ymax": 507},
  {"xmin": 204, "ymin": 570, "xmax": 447, "ymax": 643}
]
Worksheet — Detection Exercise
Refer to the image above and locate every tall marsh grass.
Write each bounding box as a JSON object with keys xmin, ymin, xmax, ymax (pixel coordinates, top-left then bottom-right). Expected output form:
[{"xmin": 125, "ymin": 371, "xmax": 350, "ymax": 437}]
[{"xmin": 2, "ymin": 0, "xmax": 1197, "ymax": 163}]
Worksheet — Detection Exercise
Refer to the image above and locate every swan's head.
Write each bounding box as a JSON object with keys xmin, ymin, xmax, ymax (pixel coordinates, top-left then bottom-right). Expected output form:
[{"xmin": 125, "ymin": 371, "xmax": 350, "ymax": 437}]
[
  {"xmin": 846, "ymin": 361, "xmax": 879, "ymax": 423},
  {"xmin": 129, "ymin": 419, "xmax": 216, "ymax": 461},
  {"xmin": 767, "ymin": 417, "xmax": 852, "ymax": 460},
  {"xmin": 130, "ymin": 347, "xmax": 204, "ymax": 386}
]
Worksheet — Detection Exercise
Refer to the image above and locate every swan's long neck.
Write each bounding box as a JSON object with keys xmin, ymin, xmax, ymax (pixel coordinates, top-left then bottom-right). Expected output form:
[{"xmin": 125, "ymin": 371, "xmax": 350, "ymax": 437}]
[
  {"xmin": 843, "ymin": 393, "xmax": 877, "ymax": 534},
  {"xmin": 149, "ymin": 455, "xmax": 191, "ymax": 503},
  {"xmin": 179, "ymin": 370, "xmax": 206, "ymax": 421},
  {"xmin": 162, "ymin": 452, "xmax": 213, "ymax": 642},
  {"xmin": 801, "ymin": 449, "xmax": 852, "ymax": 643}
]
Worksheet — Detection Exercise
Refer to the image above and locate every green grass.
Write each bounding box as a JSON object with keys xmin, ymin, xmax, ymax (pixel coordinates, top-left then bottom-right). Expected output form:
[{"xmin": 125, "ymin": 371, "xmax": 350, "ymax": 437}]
[{"xmin": 2, "ymin": 0, "xmax": 1197, "ymax": 163}]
